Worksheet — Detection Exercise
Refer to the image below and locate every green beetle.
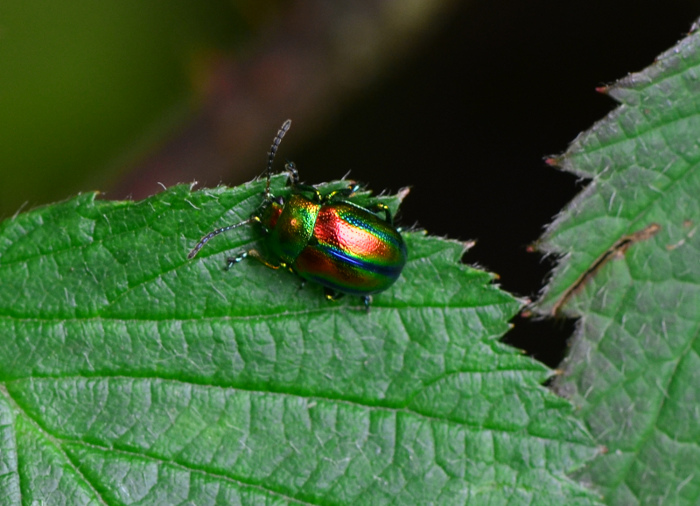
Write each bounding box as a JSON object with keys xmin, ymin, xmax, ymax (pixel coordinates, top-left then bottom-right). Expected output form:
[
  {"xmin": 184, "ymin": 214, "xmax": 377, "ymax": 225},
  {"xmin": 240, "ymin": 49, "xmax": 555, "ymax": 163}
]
[{"xmin": 188, "ymin": 120, "xmax": 407, "ymax": 309}]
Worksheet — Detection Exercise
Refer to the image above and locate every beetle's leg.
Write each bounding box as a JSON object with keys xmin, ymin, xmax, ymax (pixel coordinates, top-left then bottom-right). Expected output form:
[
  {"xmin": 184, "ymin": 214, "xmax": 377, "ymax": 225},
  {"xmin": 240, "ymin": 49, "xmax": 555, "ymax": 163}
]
[
  {"xmin": 225, "ymin": 251, "xmax": 249, "ymax": 270},
  {"xmin": 292, "ymin": 182, "xmax": 323, "ymax": 202},
  {"xmin": 324, "ymin": 289, "xmax": 371, "ymax": 312},
  {"xmin": 226, "ymin": 249, "xmax": 281, "ymax": 270},
  {"xmin": 286, "ymin": 162, "xmax": 318, "ymax": 194},
  {"xmin": 360, "ymin": 295, "xmax": 372, "ymax": 312},
  {"xmin": 324, "ymin": 288, "xmax": 345, "ymax": 302},
  {"xmin": 284, "ymin": 162, "xmax": 326, "ymax": 201},
  {"xmin": 249, "ymin": 249, "xmax": 282, "ymax": 269},
  {"xmin": 370, "ymin": 203, "xmax": 394, "ymax": 225},
  {"xmin": 295, "ymin": 184, "xmax": 323, "ymax": 202},
  {"xmin": 284, "ymin": 161, "xmax": 300, "ymax": 185},
  {"xmin": 325, "ymin": 183, "xmax": 361, "ymax": 202}
]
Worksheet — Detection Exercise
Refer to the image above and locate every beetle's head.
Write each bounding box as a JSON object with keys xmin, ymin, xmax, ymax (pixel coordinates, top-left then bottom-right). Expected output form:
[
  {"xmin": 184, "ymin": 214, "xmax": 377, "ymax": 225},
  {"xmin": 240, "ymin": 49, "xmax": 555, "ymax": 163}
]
[{"xmin": 256, "ymin": 195, "xmax": 284, "ymax": 232}]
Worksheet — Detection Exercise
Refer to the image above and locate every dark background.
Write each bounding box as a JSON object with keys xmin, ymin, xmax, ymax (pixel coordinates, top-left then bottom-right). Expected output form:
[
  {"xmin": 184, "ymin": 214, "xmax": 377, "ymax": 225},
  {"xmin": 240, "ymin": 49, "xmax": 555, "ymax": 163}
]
[{"xmin": 288, "ymin": 1, "xmax": 699, "ymax": 366}]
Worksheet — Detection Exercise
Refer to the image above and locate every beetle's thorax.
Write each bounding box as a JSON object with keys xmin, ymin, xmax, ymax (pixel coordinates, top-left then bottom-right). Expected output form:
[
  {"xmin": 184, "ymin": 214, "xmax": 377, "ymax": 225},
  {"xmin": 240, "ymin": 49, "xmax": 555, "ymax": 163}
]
[{"xmin": 267, "ymin": 193, "xmax": 321, "ymax": 264}]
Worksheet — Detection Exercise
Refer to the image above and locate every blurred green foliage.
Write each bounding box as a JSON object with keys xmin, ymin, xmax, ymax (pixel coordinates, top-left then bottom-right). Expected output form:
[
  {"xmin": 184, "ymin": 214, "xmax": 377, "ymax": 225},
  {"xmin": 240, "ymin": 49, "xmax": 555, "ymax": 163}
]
[{"xmin": 0, "ymin": 1, "xmax": 250, "ymax": 216}]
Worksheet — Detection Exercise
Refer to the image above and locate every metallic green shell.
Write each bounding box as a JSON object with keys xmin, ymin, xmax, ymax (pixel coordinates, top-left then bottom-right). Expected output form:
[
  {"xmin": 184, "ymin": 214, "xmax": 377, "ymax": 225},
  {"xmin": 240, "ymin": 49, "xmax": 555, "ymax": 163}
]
[
  {"xmin": 293, "ymin": 201, "xmax": 407, "ymax": 295},
  {"xmin": 267, "ymin": 194, "xmax": 321, "ymax": 265}
]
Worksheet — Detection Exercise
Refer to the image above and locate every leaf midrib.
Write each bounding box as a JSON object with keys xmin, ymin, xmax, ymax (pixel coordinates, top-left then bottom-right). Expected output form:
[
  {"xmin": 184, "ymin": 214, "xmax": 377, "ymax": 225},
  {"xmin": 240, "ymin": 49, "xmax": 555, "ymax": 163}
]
[{"xmin": 3, "ymin": 374, "xmax": 581, "ymax": 443}]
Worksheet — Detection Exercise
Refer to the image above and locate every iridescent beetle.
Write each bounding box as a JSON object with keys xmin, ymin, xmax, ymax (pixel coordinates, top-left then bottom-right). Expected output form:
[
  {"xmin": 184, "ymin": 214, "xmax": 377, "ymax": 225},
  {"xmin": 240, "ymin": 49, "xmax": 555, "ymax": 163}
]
[{"xmin": 188, "ymin": 120, "xmax": 407, "ymax": 310}]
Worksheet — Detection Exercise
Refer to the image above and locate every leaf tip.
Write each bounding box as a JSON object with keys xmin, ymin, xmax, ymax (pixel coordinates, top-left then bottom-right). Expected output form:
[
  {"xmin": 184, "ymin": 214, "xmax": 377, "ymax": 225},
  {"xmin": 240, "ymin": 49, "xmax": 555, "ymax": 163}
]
[
  {"xmin": 396, "ymin": 186, "xmax": 411, "ymax": 202},
  {"xmin": 544, "ymin": 156, "xmax": 561, "ymax": 168},
  {"xmin": 690, "ymin": 17, "xmax": 700, "ymax": 34},
  {"xmin": 519, "ymin": 302, "xmax": 534, "ymax": 319}
]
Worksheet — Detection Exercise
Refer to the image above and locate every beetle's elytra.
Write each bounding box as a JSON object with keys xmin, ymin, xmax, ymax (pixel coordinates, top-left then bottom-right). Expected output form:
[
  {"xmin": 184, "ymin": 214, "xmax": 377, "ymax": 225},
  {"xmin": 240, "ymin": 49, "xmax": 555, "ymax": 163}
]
[{"xmin": 188, "ymin": 120, "xmax": 407, "ymax": 310}]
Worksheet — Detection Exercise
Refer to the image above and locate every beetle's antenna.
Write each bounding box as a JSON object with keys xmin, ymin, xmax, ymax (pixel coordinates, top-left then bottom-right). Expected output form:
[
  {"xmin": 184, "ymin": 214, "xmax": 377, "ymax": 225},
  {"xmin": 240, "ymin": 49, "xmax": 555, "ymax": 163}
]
[
  {"xmin": 265, "ymin": 119, "xmax": 292, "ymax": 199},
  {"xmin": 188, "ymin": 218, "xmax": 255, "ymax": 259}
]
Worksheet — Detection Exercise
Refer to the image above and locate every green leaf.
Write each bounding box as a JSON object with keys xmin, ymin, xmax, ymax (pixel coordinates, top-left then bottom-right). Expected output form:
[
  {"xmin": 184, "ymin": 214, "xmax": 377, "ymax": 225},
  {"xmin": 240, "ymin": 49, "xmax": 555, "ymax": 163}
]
[
  {"xmin": 0, "ymin": 176, "xmax": 598, "ymax": 504},
  {"xmin": 535, "ymin": 18, "xmax": 700, "ymax": 506}
]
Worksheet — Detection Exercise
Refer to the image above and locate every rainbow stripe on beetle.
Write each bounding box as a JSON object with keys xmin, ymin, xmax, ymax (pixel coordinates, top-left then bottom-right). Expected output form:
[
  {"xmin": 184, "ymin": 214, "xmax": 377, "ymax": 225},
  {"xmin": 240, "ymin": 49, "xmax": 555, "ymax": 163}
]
[{"xmin": 188, "ymin": 120, "xmax": 407, "ymax": 310}]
